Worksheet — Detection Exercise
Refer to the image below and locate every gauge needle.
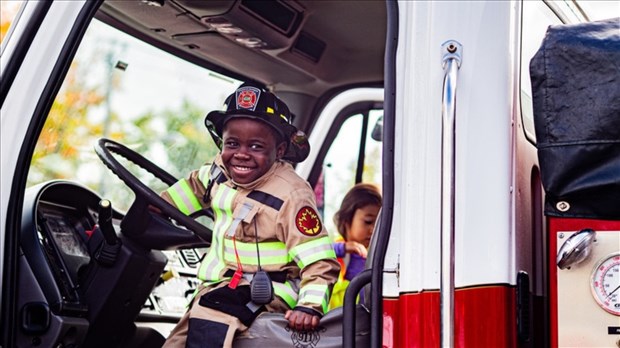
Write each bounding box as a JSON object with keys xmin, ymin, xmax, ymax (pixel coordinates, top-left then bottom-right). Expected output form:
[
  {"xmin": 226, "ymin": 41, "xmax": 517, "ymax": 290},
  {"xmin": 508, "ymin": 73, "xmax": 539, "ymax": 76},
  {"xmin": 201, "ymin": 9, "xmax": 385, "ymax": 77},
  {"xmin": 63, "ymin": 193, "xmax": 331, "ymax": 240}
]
[{"xmin": 606, "ymin": 284, "xmax": 620, "ymax": 300}]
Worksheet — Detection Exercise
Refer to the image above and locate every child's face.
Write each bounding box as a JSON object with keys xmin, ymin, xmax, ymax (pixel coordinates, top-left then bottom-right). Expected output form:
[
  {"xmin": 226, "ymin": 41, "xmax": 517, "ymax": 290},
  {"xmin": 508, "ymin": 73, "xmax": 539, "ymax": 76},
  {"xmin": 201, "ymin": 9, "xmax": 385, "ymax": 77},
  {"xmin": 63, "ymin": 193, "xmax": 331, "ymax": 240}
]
[
  {"xmin": 346, "ymin": 203, "xmax": 381, "ymax": 248},
  {"xmin": 221, "ymin": 118, "xmax": 286, "ymax": 184}
]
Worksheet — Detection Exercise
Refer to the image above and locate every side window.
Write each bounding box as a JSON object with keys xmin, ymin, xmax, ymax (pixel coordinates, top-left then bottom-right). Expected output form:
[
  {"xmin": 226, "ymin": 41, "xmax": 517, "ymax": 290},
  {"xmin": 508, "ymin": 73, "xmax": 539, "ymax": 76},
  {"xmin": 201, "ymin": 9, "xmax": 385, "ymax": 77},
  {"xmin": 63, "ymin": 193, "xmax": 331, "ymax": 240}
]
[
  {"xmin": 316, "ymin": 109, "xmax": 383, "ymax": 235},
  {"xmin": 28, "ymin": 19, "xmax": 239, "ymax": 212},
  {"xmin": 0, "ymin": 1, "xmax": 24, "ymax": 45},
  {"xmin": 520, "ymin": 1, "xmax": 562, "ymax": 143}
]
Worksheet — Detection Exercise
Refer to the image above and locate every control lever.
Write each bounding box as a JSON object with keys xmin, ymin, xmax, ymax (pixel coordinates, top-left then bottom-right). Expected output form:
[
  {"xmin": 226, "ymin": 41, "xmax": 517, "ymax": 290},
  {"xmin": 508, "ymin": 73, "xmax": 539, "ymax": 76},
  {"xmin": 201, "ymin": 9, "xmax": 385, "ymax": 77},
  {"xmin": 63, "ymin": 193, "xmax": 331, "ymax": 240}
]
[
  {"xmin": 95, "ymin": 199, "xmax": 121, "ymax": 266},
  {"xmin": 98, "ymin": 200, "xmax": 118, "ymax": 244}
]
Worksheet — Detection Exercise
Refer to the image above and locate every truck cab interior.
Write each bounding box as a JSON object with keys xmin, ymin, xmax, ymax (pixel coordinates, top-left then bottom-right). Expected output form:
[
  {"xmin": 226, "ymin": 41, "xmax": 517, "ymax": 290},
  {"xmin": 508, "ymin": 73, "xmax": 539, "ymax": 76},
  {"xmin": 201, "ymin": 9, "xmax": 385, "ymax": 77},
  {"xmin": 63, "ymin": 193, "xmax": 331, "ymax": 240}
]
[
  {"xmin": 8, "ymin": 0, "xmax": 388, "ymax": 347},
  {"xmin": 4, "ymin": 0, "xmax": 618, "ymax": 347}
]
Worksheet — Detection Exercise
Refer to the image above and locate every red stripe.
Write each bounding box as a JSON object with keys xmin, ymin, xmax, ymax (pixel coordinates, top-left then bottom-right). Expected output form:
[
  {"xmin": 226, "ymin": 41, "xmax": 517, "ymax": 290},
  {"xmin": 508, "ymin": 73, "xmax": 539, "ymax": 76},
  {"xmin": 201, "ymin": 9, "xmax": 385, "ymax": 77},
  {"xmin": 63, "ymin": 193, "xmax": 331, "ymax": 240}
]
[{"xmin": 383, "ymin": 286, "xmax": 516, "ymax": 347}]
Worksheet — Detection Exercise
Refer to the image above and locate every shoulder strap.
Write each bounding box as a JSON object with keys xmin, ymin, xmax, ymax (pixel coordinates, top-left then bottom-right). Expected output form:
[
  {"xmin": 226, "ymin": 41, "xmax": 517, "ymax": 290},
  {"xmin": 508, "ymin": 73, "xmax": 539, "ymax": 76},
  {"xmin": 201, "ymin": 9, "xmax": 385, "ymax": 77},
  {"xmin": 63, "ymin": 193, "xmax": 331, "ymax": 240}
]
[{"xmin": 202, "ymin": 164, "xmax": 227, "ymax": 204}]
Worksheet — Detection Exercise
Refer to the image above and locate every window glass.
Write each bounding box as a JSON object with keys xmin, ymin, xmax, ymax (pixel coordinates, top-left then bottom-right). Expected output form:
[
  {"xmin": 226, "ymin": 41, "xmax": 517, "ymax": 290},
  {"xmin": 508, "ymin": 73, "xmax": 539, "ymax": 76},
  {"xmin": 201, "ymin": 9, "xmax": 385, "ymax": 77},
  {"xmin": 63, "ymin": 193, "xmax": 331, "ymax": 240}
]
[
  {"xmin": 28, "ymin": 19, "xmax": 240, "ymax": 212},
  {"xmin": 520, "ymin": 1, "xmax": 562, "ymax": 143},
  {"xmin": 320, "ymin": 110, "xmax": 383, "ymax": 237},
  {"xmin": 579, "ymin": 1, "xmax": 620, "ymax": 21},
  {"xmin": 0, "ymin": 0, "xmax": 24, "ymax": 45}
]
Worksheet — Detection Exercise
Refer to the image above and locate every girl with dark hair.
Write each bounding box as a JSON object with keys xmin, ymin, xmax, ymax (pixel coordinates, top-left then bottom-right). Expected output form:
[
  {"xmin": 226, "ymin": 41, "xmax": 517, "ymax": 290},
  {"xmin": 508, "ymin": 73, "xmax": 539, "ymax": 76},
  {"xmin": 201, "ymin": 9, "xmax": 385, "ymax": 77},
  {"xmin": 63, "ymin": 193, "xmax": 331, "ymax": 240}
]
[{"xmin": 328, "ymin": 183, "xmax": 382, "ymax": 309}]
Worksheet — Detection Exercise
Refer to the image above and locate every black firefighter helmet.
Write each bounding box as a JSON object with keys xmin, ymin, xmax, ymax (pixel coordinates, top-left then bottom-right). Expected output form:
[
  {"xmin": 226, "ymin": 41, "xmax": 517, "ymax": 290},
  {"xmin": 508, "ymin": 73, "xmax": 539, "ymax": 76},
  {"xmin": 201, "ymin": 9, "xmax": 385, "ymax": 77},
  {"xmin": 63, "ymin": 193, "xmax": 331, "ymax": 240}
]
[{"xmin": 205, "ymin": 83, "xmax": 310, "ymax": 163}]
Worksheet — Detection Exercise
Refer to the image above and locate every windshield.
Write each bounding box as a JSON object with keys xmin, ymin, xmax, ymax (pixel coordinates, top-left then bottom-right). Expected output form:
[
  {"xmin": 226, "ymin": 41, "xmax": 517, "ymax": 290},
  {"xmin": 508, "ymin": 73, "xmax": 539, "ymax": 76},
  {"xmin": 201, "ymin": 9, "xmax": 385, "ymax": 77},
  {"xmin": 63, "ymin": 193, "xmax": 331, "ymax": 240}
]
[{"xmin": 27, "ymin": 19, "xmax": 240, "ymax": 212}]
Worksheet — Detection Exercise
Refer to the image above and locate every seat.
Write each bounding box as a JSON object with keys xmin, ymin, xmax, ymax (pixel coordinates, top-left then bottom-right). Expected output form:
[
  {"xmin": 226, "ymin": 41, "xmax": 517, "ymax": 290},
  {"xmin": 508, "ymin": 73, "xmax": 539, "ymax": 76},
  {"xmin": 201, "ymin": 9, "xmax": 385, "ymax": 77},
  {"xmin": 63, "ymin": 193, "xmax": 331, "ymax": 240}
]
[{"xmin": 233, "ymin": 304, "xmax": 370, "ymax": 347}]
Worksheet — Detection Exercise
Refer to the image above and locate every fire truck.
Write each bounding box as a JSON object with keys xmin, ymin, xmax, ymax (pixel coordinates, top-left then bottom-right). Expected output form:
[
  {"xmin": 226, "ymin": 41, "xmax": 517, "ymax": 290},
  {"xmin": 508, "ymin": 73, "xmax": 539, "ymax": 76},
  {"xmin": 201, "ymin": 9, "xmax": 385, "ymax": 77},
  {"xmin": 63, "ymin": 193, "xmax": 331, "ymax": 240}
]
[{"xmin": 1, "ymin": 1, "xmax": 618, "ymax": 347}]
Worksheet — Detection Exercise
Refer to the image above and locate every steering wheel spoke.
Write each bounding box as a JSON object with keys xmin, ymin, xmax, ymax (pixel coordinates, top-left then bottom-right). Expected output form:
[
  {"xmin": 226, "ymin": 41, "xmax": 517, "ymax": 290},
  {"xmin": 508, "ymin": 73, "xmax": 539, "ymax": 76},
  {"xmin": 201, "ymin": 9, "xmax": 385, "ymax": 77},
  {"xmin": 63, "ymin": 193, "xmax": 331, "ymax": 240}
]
[{"xmin": 95, "ymin": 138, "xmax": 212, "ymax": 249}]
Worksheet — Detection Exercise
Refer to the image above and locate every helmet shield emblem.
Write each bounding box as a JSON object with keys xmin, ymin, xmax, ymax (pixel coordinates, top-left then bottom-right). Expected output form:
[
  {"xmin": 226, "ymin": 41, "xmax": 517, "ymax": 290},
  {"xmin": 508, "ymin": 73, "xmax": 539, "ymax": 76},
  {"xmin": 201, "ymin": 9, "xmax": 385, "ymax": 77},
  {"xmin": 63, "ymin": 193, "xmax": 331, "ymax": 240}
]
[{"xmin": 236, "ymin": 86, "xmax": 261, "ymax": 111}]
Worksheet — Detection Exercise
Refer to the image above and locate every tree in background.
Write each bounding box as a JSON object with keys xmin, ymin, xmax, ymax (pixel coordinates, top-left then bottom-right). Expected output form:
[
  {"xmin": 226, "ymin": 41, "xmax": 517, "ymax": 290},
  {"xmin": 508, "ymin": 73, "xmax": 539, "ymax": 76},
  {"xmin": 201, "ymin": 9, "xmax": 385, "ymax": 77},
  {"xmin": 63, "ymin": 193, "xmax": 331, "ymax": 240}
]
[
  {"xmin": 131, "ymin": 99, "xmax": 219, "ymax": 179},
  {"xmin": 26, "ymin": 40, "xmax": 218, "ymax": 211},
  {"xmin": 0, "ymin": 1, "xmax": 23, "ymax": 43},
  {"xmin": 9, "ymin": 9, "xmax": 230, "ymax": 213},
  {"xmin": 28, "ymin": 61, "xmax": 106, "ymax": 184}
]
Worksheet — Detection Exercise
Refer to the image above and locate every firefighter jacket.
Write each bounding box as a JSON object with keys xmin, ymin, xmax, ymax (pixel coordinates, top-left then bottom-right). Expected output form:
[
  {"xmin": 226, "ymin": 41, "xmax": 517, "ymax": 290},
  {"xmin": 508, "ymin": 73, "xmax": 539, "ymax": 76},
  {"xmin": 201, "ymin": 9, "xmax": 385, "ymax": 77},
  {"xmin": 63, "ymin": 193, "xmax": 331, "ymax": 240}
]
[{"xmin": 162, "ymin": 154, "xmax": 340, "ymax": 315}]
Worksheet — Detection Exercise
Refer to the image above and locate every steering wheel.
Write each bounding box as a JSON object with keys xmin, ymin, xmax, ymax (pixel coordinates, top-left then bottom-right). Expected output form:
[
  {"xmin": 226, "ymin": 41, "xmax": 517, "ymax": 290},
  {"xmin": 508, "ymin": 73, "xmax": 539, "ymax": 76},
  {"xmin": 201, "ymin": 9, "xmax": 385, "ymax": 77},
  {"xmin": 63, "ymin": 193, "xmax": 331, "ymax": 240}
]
[{"xmin": 94, "ymin": 138, "xmax": 212, "ymax": 248}]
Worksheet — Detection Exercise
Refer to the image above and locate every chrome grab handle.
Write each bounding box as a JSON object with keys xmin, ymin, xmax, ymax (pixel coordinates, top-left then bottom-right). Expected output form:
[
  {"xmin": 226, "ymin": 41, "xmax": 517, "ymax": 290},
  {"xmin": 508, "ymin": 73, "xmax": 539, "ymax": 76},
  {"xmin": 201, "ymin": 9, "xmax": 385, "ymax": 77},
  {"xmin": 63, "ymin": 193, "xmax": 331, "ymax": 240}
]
[{"xmin": 440, "ymin": 40, "xmax": 462, "ymax": 348}]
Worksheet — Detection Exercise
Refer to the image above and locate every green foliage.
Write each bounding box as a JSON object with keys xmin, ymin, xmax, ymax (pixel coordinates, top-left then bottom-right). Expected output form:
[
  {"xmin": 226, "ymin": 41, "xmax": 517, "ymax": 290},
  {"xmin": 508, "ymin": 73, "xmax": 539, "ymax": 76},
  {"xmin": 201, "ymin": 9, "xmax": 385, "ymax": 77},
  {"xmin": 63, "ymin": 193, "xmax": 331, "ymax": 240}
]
[{"xmin": 28, "ymin": 63, "xmax": 219, "ymax": 212}]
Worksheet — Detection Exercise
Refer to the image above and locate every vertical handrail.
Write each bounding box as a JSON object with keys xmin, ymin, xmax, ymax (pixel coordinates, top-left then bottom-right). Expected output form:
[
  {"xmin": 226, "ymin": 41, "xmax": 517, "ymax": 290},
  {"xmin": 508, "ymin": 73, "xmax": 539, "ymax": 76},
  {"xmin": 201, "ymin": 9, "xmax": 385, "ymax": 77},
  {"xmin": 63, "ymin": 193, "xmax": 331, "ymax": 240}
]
[
  {"xmin": 368, "ymin": 1, "xmax": 398, "ymax": 347},
  {"xmin": 342, "ymin": 269, "xmax": 372, "ymax": 348},
  {"xmin": 440, "ymin": 40, "xmax": 462, "ymax": 348}
]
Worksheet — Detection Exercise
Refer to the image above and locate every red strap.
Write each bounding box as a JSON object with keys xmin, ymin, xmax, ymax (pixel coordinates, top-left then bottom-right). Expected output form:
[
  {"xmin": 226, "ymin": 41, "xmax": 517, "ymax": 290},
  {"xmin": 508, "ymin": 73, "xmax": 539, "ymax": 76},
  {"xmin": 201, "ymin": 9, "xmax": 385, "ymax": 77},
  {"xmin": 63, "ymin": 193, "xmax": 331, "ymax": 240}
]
[
  {"xmin": 85, "ymin": 225, "xmax": 97, "ymax": 239},
  {"xmin": 228, "ymin": 236, "xmax": 243, "ymax": 289}
]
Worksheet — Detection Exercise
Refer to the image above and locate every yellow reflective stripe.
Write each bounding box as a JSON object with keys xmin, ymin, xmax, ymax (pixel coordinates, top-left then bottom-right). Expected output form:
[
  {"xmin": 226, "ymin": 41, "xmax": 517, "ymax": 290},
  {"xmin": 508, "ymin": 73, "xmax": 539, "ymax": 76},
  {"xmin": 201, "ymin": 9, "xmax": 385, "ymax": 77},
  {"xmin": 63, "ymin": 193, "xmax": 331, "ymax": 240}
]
[
  {"xmin": 223, "ymin": 251, "xmax": 289, "ymax": 266},
  {"xmin": 197, "ymin": 248, "xmax": 228, "ymax": 282},
  {"xmin": 289, "ymin": 236, "xmax": 336, "ymax": 269},
  {"xmin": 166, "ymin": 179, "xmax": 201, "ymax": 215},
  {"xmin": 227, "ymin": 240, "xmax": 286, "ymax": 252},
  {"xmin": 273, "ymin": 281, "xmax": 298, "ymax": 308},
  {"xmin": 197, "ymin": 185, "xmax": 236, "ymax": 281},
  {"xmin": 180, "ymin": 180, "xmax": 203, "ymax": 213},
  {"xmin": 223, "ymin": 239, "xmax": 290, "ymax": 266},
  {"xmin": 298, "ymin": 284, "xmax": 330, "ymax": 314},
  {"xmin": 212, "ymin": 185, "xmax": 235, "ymax": 259},
  {"xmin": 198, "ymin": 165, "xmax": 210, "ymax": 186}
]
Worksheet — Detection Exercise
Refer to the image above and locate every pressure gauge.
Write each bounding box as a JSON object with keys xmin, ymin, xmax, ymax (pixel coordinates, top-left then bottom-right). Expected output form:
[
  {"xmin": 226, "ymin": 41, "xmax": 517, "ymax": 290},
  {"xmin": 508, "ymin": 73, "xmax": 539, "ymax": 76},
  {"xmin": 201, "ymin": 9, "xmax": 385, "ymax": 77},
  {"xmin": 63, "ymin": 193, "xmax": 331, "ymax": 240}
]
[{"xmin": 590, "ymin": 252, "xmax": 620, "ymax": 316}]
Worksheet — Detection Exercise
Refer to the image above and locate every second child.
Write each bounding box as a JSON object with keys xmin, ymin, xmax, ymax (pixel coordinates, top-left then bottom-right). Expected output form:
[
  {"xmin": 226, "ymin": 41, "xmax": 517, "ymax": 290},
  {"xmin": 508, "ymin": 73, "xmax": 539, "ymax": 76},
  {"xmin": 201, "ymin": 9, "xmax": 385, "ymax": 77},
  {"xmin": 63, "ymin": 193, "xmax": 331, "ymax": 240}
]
[{"xmin": 328, "ymin": 183, "xmax": 382, "ymax": 309}]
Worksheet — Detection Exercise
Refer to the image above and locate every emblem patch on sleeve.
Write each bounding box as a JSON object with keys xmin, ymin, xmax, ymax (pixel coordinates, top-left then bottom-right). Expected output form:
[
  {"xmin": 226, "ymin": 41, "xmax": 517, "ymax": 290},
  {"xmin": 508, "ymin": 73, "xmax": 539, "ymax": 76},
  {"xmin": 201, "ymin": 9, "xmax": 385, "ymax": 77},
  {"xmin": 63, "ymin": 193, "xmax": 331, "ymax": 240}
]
[{"xmin": 295, "ymin": 206, "xmax": 322, "ymax": 236}]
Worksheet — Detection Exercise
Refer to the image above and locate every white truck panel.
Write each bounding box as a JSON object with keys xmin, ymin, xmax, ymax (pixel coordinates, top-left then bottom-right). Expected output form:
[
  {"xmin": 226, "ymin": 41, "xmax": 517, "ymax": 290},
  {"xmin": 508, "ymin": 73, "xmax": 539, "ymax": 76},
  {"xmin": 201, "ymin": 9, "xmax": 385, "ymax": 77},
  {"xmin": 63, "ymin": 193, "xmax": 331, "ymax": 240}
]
[{"xmin": 395, "ymin": 0, "xmax": 517, "ymax": 292}]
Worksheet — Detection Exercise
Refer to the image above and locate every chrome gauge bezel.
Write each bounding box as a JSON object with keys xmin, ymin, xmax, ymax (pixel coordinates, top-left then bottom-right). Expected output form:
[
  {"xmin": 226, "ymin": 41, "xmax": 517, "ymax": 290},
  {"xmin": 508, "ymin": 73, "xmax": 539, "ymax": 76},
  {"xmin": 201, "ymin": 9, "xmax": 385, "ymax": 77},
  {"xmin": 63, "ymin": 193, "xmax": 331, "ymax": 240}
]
[{"xmin": 590, "ymin": 252, "xmax": 620, "ymax": 316}]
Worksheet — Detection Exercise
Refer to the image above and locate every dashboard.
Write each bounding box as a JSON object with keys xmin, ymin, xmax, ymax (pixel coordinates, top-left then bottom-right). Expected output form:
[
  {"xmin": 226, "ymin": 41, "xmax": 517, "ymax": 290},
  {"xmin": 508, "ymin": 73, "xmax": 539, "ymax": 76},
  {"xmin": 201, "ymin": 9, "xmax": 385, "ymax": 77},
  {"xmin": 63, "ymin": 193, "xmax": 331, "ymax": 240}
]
[
  {"xmin": 142, "ymin": 248, "xmax": 205, "ymax": 317},
  {"xmin": 18, "ymin": 180, "xmax": 205, "ymax": 347},
  {"xmin": 21, "ymin": 182, "xmax": 102, "ymax": 316}
]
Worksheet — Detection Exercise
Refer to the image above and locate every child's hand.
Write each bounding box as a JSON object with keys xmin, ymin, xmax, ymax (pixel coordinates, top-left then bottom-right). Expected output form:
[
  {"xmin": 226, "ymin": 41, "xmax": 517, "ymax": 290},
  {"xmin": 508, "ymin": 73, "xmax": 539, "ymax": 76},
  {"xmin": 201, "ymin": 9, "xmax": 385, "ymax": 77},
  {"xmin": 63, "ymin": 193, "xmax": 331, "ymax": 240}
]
[
  {"xmin": 285, "ymin": 309, "xmax": 320, "ymax": 331},
  {"xmin": 345, "ymin": 241, "xmax": 368, "ymax": 258}
]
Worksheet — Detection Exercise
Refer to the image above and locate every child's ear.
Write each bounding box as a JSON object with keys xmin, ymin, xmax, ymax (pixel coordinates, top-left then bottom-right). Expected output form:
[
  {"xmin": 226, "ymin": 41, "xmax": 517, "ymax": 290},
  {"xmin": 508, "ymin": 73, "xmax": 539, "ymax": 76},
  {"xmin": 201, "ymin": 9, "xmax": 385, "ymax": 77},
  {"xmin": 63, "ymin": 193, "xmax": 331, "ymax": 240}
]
[{"xmin": 276, "ymin": 142, "xmax": 287, "ymax": 159}]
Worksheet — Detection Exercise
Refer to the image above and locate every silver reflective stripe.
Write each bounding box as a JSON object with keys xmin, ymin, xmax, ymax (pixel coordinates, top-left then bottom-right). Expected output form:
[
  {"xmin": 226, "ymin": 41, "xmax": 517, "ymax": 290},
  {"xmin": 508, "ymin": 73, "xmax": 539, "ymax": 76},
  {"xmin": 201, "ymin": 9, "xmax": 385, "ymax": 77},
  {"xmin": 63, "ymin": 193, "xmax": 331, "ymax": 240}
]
[
  {"xmin": 166, "ymin": 179, "xmax": 201, "ymax": 215},
  {"xmin": 290, "ymin": 237, "xmax": 335, "ymax": 269},
  {"xmin": 226, "ymin": 202, "xmax": 253, "ymax": 237},
  {"xmin": 299, "ymin": 288, "xmax": 327, "ymax": 303},
  {"xmin": 298, "ymin": 284, "xmax": 329, "ymax": 313},
  {"xmin": 224, "ymin": 246, "xmax": 288, "ymax": 258},
  {"xmin": 197, "ymin": 184, "xmax": 237, "ymax": 281},
  {"xmin": 223, "ymin": 239, "xmax": 289, "ymax": 266},
  {"xmin": 273, "ymin": 280, "xmax": 299, "ymax": 308}
]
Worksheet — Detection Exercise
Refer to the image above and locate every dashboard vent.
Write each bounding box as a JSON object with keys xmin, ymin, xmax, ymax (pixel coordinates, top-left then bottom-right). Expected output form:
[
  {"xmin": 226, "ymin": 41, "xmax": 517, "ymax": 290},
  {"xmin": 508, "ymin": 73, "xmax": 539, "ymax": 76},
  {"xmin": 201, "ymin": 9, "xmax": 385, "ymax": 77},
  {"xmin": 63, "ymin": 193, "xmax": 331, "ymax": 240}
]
[{"xmin": 181, "ymin": 249, "xmax": 202, "ymax": 268}]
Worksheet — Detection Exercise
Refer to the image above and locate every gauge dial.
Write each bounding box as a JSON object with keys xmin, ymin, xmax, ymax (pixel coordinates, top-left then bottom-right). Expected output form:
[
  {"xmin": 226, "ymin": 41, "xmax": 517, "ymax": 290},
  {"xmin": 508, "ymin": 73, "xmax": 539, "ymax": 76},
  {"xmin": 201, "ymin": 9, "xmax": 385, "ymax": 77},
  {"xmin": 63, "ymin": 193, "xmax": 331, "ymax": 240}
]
[{"xmin": 591, "ymin": 252, "xmax": 620, "ymax": 316}]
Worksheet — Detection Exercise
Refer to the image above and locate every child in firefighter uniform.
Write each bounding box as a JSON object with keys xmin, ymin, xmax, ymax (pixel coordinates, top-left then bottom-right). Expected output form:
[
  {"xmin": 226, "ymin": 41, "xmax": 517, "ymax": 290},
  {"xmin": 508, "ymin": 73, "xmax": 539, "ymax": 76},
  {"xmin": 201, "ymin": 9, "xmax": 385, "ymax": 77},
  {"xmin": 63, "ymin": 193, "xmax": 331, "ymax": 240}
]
[{"xmin": 161, "ymin": 84, "xmax": 340, "ymax": 348}]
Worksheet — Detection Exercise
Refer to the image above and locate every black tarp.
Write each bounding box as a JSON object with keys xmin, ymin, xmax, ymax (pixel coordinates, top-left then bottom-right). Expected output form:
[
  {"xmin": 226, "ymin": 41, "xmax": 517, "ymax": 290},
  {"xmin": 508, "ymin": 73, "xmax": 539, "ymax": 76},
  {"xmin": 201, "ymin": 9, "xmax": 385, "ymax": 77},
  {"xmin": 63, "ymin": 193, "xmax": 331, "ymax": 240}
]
[{"xmin": 530, "ymin": 17, "xmax": 620, "ymax": 219}]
